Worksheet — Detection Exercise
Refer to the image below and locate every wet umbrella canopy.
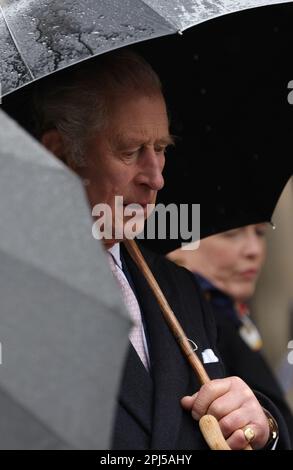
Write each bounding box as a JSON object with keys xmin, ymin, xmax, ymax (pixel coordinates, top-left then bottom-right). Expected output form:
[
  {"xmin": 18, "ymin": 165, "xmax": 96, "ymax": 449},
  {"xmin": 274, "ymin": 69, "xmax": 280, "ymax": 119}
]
[
  {"xmin": 1, "ymin": 0, "xmax": 293, "ymax": 254},
  {"xmin": 0, "ymin": 0, "xmax": 290, "ymax": 98},
  {"xmin": 0, "ymin": 109, "xmax": 131, "ymax": 449}
]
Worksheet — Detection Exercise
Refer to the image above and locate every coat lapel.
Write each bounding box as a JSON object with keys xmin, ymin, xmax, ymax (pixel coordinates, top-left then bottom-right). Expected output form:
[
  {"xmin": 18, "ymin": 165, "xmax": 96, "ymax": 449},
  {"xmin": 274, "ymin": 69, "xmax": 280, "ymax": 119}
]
[
  {"xmin": 117, "ymin": 344, "xmax": 153, "ymax": 436},
  {"xmin": 122, "ymin": 244, "xmax": 204, "ymax": 449}
]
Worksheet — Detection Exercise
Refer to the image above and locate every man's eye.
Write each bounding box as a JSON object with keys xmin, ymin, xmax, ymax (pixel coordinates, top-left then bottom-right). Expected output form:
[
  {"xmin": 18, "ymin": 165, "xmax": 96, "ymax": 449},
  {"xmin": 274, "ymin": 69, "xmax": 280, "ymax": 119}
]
[
  {"xmin": 123, "ymin": 149, "xmax": 139, "ymax": 158},
  {"xmin": 155, "ymin": 146, "xmax": 167, "ymax": 154}
]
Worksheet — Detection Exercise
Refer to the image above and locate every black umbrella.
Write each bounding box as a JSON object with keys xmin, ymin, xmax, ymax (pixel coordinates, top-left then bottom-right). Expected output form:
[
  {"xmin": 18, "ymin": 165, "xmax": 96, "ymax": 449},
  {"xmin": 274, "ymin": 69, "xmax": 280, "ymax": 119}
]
[
  {"xmin": 1, "ymin": 0, "xmax": 292, "ymax": 254},
  {"xmin": 139, "ymin": 4, "xmax": 293, "ymax": 253}
]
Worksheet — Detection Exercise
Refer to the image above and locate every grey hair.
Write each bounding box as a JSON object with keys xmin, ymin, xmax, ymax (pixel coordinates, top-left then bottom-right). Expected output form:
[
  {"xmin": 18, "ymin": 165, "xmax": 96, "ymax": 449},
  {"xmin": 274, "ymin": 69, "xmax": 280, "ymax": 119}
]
[{"xmin": 32, "ymin": 49, "xmax": 162, "ymax": 165}]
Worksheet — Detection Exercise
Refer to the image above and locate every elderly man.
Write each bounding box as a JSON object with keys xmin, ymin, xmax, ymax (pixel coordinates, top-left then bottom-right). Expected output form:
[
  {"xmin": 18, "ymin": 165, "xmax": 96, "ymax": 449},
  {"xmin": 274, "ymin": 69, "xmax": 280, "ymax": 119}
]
[{"xmin": 28, "ymin": 49, "xmax": 288, "ymax": 450}]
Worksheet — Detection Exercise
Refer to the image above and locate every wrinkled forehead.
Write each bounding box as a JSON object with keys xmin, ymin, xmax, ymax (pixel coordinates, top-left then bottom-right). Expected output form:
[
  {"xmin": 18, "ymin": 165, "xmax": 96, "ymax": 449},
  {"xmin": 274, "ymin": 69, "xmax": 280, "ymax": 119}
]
[{"xmin": 104, "ymin": 91, "xmax": 170, "ymax": 139}]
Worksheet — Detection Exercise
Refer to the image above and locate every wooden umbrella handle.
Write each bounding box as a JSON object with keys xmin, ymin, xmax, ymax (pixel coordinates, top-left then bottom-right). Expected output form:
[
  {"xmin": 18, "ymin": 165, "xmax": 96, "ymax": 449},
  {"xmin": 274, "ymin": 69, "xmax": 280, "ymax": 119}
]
[
  {"xmin": 199, "ymin": 415, "xmax": 252, "ymax": 450},
  {"xmin": 123, "ymin": 239, "xmax": 209, "ymax": 384},
  {"xmin": 123, "ymin": 239, "xmax": 252, "ymax": 451},
  {"xmin": 200, "ymin": 415, "xmax": 231, "ymax": 450}
]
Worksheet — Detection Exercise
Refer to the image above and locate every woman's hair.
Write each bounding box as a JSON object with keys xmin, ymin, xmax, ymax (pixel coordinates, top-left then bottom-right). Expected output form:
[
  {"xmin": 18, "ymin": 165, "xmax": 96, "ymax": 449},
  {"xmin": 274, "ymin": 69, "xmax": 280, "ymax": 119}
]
[{"xmin": 31, "ymin": 49, "xmax": 162, "ymax": 164}]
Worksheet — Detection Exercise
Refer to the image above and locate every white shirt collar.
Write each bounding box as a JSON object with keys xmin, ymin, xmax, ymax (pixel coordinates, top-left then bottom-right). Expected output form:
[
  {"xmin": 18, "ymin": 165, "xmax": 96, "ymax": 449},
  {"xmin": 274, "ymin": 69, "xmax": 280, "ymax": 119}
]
[{"xmin": 107, "ymin": 243, "xmax": 122, "ymax": 269}]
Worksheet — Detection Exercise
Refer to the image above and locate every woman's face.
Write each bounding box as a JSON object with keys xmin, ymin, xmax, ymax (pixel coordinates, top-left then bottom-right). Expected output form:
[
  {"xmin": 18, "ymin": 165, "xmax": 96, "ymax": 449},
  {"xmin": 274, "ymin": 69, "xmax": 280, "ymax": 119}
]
[{"xmin": 171, "ymin": 224, "xmax": 268, "ymax": 302}]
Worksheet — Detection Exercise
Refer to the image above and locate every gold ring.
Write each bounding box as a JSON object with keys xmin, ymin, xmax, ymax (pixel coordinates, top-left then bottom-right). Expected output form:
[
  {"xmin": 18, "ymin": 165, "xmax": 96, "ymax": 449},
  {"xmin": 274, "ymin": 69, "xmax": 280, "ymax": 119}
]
[{"xmin": 243, "ymin": 427, "xmax": 255, "ymax": 443}]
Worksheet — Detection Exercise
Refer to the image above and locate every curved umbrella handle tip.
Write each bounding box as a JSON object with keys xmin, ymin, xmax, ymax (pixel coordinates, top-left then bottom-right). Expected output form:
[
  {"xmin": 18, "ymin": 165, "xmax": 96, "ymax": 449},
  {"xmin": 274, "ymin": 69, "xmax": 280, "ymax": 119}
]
[
  {"xmin": 199, "ymin": 414, "xmax": 232, "ymax": 450},
  {"xmin": 199, "ymin": 415, "xmax": 253, "ymax": 450}
]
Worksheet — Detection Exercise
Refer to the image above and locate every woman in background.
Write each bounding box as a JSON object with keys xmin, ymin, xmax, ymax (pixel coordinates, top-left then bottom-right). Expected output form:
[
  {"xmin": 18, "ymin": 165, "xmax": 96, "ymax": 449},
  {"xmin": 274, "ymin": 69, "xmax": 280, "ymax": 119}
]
[{"xmin": 168, "ymin": 224, "xmax": 293, "ymax": 442}]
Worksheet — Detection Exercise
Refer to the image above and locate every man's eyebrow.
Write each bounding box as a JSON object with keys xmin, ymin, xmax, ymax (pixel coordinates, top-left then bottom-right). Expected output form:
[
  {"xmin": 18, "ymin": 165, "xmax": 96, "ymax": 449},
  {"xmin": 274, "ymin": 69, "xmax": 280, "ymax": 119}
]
[
  {"xmin": 113, "ymin": 134, "xmax": 175, "ymax": 149},
  {"xmin": 157, "ymin": 135, "xmax": 176, "ymax": 146}
]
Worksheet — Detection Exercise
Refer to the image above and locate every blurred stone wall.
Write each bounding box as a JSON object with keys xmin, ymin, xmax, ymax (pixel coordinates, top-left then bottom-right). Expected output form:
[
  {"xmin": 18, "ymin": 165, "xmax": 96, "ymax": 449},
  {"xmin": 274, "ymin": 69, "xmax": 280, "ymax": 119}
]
[{"xmin": 252, "ymin": 178, "xmax": 293, "ymax": 407}]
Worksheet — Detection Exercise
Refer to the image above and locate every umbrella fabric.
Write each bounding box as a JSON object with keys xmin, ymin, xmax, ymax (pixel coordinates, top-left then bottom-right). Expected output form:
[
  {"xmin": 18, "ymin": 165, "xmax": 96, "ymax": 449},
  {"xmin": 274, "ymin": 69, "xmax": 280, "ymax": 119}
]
[
  {"xmin": 0, "ymin": 0, "xmax": 288, "ymax": 98},
  {"xmin": 1, "ymin": 0, "xmax": 292, "ymax": 254},
  {"xmin": 0, "ymin": 109, "xmax": 131, "ymax": 449},
  {"xmin": 138, "ymin": 4, "xmax": 293, "ymax": 253}
]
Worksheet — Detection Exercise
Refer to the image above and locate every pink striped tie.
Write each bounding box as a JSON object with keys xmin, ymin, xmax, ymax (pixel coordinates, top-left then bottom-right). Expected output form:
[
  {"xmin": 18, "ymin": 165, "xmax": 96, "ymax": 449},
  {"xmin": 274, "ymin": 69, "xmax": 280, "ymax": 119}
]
[{"xmin": 108, "ymin": 254, "xmax": 149, "ymax": 370}]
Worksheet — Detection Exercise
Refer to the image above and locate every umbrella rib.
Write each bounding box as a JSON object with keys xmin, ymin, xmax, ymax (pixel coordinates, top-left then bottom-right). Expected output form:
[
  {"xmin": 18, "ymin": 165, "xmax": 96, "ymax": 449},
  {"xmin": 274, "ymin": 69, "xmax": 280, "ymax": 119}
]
[
  {"xmin": 0, "ymin": 5, "xmax": 34, "ymax": 80},
  {"xmin": 140, "ymin": 0, "xmax": 182, "ymax": 33}
]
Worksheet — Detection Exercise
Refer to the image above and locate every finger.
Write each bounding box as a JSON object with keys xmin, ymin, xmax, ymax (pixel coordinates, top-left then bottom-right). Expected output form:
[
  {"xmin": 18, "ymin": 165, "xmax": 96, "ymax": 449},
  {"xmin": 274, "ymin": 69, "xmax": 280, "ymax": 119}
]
[
  {"xmin": 226, "ymin": 428, "xmax": 253, "ymax": 450},
  {"xmin": 206, "ymin": 391, "xmax": 244, "ymax": 421},
  {"xmin": 218, "ymin": 408, "xmax": 248, "ymax": 439},
  {"xmin": 192, "ymin": 379, "xmax": 232, "ymax": 418},
  {"xmin": 226, "ymin": 424, "xmax": 264, "ymax": 450},
  {"xmin": 181, "ymin": 392, "xmax": 198, "ymax": 411}
]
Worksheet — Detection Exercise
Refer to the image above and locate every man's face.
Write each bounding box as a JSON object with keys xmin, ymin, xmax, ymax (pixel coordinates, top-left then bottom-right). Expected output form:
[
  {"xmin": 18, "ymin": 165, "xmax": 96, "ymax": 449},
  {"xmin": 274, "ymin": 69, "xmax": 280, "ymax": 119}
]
[{"xmin": 76, "ymin": 90, "xmax": 171, "ymax": 246}]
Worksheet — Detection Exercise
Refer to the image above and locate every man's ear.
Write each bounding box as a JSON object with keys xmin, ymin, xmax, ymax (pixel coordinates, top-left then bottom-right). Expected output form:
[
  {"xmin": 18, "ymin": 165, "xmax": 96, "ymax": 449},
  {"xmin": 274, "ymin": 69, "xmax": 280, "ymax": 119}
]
[{"xmin": 41, "ymin": 129, "xmax": 66, "ymax": 161}]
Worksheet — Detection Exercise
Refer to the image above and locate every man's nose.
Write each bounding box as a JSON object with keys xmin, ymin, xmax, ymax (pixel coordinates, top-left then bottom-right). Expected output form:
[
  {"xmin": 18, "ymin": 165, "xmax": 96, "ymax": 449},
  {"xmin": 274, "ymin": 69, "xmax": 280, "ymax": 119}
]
[{"xmin": 137, "ymin": 148, "xmax": 165, "ymax": 191}]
